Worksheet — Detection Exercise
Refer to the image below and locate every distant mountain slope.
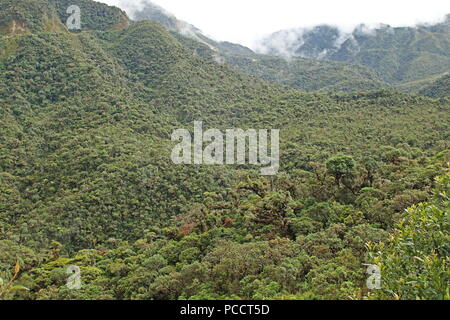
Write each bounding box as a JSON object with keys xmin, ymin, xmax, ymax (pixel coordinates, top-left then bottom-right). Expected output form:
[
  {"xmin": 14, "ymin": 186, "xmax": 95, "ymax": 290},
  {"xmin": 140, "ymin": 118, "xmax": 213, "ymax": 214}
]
[
  {"xmin": 222, "ymin": 54, "xmax": 388, "ymax": 92},
  {"xmin": 258, "ymin": 17, "xmax": 450, "ymax": 84},
  {"xmin": 395, "ymin": 73, "xmax": 444, "ymax": 92},
  {"xmin": 130, "ymin": 1, "xmax": 388, "ymax": 92},
  {"xmin": 419, "ymin": 73, "xmax": 450, "ymax": 98}
]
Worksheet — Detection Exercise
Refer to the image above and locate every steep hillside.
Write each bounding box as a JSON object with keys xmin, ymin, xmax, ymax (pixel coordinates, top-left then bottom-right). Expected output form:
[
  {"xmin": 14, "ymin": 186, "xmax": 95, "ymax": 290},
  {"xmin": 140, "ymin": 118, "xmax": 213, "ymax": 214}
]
[
  {"xmin": 0, "ymin": 0, "xmax": 66, "ymax": 36},
  {"xmin": 0, "ymin": 23, "xmax": 244, "ymax": 250},
  {"xmin": 419, "ymin": 73, "xmax": 450, "ymax": 98},
  {"xmin": 48, "ymin": 0, "xmax": 130, "ymax": 31},
  {"xmin": 132, "ymin": 0, "xmax": 200, "ymax": 35}
]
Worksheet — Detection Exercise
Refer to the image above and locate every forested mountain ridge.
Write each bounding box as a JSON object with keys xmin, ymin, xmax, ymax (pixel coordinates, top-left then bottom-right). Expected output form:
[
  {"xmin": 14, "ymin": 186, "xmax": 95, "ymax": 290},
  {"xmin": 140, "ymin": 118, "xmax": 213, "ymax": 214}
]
[
  {"xmin": 49, "ymin": 0, "xmax": 130, "ymax": 31},
  {"xmin": 0, "ymin": 0, "xmax": 66, "ymax": 36},
  {"xmin": 129, "ymin": 1, "xmax": 450, "ymax": 94},
  {"xmin": 130, "ymin": 0, "xmax": 390, "ymax": 93},
  {"xmin": 258, "ymin": 16, "xmax": 450, "ymax": 84},
  {"xmin": 0, "ymin": 0, "xmax": 449, "ymax": 300},
  {"xmin": 419, "ymin": 73, "xmax": 450, "ymax": 98}
]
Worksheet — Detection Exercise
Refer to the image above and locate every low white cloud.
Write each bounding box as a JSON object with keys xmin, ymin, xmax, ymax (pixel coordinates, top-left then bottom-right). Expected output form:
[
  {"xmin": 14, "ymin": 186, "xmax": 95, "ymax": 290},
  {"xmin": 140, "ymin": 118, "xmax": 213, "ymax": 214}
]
[{"xmin": 99, "ymin": 0, "xmax": 450, "ymax": 49}]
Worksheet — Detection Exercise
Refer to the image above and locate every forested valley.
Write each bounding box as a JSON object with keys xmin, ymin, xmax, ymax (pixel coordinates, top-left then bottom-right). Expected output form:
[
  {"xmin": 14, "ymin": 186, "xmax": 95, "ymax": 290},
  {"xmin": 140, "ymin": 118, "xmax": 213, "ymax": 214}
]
[{"xmin": 0, "ymin": 0, "xmax": 448, "ymax": 300}]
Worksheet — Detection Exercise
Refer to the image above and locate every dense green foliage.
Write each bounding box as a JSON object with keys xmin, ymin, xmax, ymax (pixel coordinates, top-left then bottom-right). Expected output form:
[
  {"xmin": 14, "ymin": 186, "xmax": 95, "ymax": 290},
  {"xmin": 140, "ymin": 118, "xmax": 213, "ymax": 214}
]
[
  {"xmin": 0, "ymin": 0, "xmax": 449, "ymax": 300},
  {"xmin": 222, "ymin": 54, "xmax": 388, "ymax": 92},
  {"xmin": 260, "ymin": 19, "xmax": 450, "ymax": 84},
  {"xmin": 420, "ymin": 73, "xmax": 450, "ymax": 98},
  {"xmin": 48, "ymin": 0, "xmax": 129, "ymax": 31},
  {"xmin": 0, "ymin": 0, "xmax": 65, "ymax": 36},
  {"xmin": 369, "ymin": 170, "xmax": 450, "ymax": 300}
]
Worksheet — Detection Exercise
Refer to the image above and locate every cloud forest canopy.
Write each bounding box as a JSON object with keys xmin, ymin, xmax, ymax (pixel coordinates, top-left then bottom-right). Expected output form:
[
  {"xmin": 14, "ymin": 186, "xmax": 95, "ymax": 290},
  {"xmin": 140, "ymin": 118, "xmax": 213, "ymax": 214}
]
[{"xmin": 0, "ymin": 0, "xmax": 449, "ymax": 301}]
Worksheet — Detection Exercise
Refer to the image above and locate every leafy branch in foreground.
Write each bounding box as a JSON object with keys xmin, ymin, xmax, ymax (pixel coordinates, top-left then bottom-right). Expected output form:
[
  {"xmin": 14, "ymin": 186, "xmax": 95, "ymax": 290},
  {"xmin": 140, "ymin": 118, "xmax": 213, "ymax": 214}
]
[
  {"xmin": 369, "ymin": 167, "xmax": 450, "ymax": 300},
  {"xmin": 0, "ymin": 261, "xmax": 29, "ymax": 299}
]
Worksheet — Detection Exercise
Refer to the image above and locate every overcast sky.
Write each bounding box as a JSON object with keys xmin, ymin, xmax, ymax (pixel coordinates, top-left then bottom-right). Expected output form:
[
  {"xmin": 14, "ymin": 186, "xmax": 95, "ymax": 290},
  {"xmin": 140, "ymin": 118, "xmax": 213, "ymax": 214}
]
[{"xmin": 101, "ymin": 0, "xmax": 450, "ymax": 47}]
